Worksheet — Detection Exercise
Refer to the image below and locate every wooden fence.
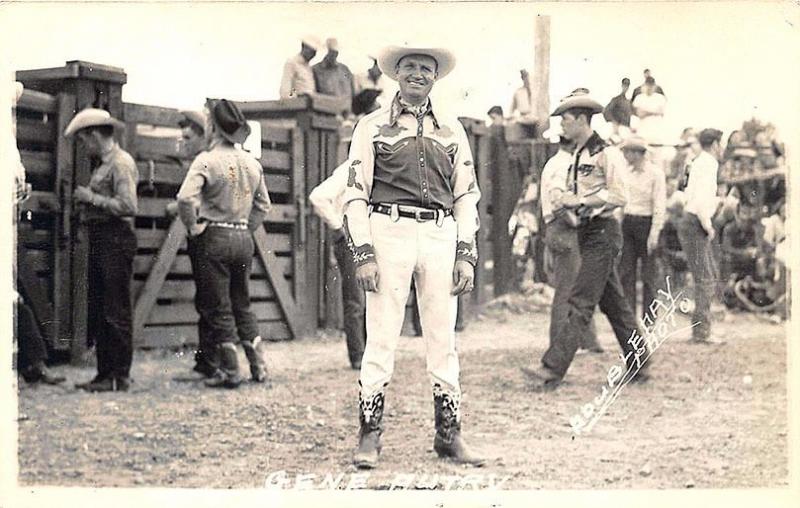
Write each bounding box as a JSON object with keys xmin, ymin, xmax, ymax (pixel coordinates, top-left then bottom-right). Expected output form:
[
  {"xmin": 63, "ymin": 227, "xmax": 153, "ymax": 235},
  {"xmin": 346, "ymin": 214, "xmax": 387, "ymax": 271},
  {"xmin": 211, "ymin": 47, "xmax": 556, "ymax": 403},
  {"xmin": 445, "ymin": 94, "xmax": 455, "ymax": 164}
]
[{"xmin": 14, "ymin": 60, "xmax": 549, "ymax": 359}]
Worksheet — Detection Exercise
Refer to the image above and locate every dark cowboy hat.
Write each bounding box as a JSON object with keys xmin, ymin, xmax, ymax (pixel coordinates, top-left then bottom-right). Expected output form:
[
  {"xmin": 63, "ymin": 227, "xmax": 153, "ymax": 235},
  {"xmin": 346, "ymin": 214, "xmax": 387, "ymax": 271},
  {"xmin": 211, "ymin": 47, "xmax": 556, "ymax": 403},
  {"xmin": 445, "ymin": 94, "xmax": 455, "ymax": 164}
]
[{"xmin": 207, "ymin": 98, "xmax": 250, "ymax": 145}]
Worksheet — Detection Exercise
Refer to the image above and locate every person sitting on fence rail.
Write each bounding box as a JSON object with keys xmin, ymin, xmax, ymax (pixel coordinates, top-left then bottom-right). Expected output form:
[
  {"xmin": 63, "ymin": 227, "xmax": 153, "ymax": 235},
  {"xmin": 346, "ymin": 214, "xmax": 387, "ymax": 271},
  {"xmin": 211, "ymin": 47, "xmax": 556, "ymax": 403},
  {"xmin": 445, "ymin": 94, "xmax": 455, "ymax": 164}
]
[
  {"xmin": 65, "ymin": 108, "xmax": 138, "ymax": 393},
  {"xmin": 176, "ymin": 99, "xmax": 272, "ymax": 389},
  {"xmin": 280, "ymin": 35, "xmax": 321, "ymax": 100},
  {"xmin": 342, "ymin": 44, "xmax": 485, "ymax": 468},
  {"xmin": 309, "ymin": 161, "xmax": 367, "ymax": 370}
]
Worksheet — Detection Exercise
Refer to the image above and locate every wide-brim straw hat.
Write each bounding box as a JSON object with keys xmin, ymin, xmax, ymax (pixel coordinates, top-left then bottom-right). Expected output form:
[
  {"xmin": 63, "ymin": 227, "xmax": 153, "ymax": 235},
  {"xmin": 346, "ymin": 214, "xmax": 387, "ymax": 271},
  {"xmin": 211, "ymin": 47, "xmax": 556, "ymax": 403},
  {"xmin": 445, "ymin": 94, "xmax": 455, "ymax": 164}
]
[
  {"xmin": 64, "ymin": 108, "xmax": 125, "ymax": 137},
  {"xmin": 551, "ymin": 89, "xmax": 604, "ymax": 117},
  {"xmin": 619, "ymin": 135, "xmax": 649, "ymax": 152},
  {"xmin": 377, "ymin": 45, "xmax": 456, "ymax": 81}
]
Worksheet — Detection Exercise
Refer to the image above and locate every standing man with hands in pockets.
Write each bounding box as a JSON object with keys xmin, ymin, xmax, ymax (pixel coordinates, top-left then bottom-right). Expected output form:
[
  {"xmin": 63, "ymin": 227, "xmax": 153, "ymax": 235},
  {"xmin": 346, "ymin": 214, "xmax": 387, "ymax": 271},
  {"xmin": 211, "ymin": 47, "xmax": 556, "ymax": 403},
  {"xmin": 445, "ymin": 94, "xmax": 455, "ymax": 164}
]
[{"xmin": 341, "ymin": 44, "xmax": 485, "ymax": 469}]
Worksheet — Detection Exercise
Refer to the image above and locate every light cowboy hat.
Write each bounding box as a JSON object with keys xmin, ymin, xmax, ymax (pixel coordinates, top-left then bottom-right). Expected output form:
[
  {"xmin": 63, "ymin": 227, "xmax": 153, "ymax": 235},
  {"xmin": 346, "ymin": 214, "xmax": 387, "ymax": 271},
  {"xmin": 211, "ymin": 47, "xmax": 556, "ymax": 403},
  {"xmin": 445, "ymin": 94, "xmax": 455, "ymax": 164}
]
[
  {"xmin": 178, "ymin": 110, "xmax": 207, "ymax": 134},
  {"xmin": 377, "ymin": 45, "xmax": 456, "ymax": 81},
  {"xmin": 207, "ymin": 98, "xmax": 250, "ymax": 145},
  {"xmin": 64, "ymin": 108, "xmax": 125, "ymax": 137},
  {"xmin": 302, "ymin": 35, "xmax": 323, "ymax": 51},
  {"xmin": 14, "ymin": 81, "xmax": 24, "ymax": 104},
  {"xmin": 618, "ymin": 135, "xmax": 650, "ymax": 152},
  {"xmin": 551, "ymin": 89, "xmax": 604, "ymax": 117}
]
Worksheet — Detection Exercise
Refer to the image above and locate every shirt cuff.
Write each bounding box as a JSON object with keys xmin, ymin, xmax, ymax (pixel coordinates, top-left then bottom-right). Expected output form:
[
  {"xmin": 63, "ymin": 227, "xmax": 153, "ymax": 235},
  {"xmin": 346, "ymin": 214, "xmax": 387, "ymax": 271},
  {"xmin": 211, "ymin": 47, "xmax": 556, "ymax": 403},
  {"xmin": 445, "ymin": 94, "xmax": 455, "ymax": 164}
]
[{"xmin": 456, "ymin": 239, "xmax": 478, "ymax": 267}]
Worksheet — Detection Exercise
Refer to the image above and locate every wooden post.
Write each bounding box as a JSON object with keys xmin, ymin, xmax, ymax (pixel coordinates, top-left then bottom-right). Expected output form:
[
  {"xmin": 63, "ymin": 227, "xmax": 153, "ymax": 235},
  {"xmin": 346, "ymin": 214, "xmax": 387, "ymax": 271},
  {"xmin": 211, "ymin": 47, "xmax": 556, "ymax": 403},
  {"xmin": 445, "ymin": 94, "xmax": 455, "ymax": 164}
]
[
  {"xmin": 533, "ymin": 15, "xmax": 551, "ymax": 137},
  {"xmin": 17, "ymin": 61, "xmax": 127, "ymax": 363}
]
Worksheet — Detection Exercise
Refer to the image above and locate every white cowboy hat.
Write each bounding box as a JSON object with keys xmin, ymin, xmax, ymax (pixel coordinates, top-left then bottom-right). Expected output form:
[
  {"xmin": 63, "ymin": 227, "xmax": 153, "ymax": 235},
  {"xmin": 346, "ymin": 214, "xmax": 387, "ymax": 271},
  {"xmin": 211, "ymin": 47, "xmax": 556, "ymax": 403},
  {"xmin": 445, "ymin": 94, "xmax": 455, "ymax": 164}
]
[
  {"xmin": 551, "ymin": 89, "xmax": 604, "ymax": 117},
  {"xmin": 301, "ymin": 35, "xmax": 323, "ymax": 51},
  {"xmin": 377, "ymin": 45, "xmax": 456, "ymax": 81},
  {"xmin": 13, "ymin": 82, "xmax": 24, "ymax": 104},
  {"xmin": 64, "ymin": 108, "xmax": 125, "ymax": 137},
  {"xmin": 618, "ymin": 135, "xmax": 649, "ymax": 152}
]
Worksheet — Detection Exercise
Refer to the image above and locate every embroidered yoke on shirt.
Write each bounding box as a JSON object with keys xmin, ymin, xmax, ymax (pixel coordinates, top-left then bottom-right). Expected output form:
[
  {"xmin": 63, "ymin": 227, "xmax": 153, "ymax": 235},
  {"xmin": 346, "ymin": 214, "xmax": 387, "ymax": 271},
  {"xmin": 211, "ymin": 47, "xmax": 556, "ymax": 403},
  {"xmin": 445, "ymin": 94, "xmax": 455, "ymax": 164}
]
[
  {"xmin": 342, "ymin": 93, "xmax": 481, "ymax": 265},
  {"xmin": 568, "ymin": 131, "xmax": 627, "ymax": 221}
]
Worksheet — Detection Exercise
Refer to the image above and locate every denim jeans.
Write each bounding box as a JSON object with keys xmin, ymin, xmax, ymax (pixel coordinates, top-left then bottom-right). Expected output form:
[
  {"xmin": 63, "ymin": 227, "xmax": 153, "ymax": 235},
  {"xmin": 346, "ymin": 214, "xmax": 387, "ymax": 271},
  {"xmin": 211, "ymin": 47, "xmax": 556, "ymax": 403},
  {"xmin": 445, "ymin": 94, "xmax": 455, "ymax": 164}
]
[
  {"xmin": 676, "ymin": 213, "xmax": 715, "ymax": 339},
  {"xmin": 542, "ymin": 217, "xmax": 640, "ymax": 378},
  {"xmin": 88, "ymin": 219, "xmax": 137, "ymax": 379},
  {"xmin": 333, "ymin": 233, "xmax": 367, "ymax": 366},
  {"xmin": 15, "ymin": 299, "xmax": 48, "ymax": 371},
  {"xmin": 187, "ymin": 235, "xmax": 219, "ymax": 372},
  {"xmin": 620, "ymin": 215, "xmax": 657, "ymax": 317},
  {"xmin": 192, "ymin": 226, "xmax": 260, "ymax": 345}
]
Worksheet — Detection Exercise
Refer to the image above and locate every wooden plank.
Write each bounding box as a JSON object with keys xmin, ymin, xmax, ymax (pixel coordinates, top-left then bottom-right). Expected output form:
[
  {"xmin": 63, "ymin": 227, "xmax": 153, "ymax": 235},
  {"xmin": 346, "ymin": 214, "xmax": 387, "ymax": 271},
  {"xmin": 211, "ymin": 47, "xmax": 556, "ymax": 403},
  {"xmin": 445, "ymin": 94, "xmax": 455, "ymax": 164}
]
[
  {"xmin": 16, "ymin": 120, "xmax": 56, "ymax": 145},
  {"xmin": 261, "ymin": 149, "xmax": 291, "ymax": 171},
  {"xmin": 132, "ymin": 278, "xmax": 276, "ymax": 300},
  {"xmin": 19, "ymin": 191, "xmax": 59, "ymax": 213},
  {"xmin": 260, "ymin": 123, "xmax": 293, "ymax": 144},
  {"xmin": 312, "ymin": 114, "xmax": 342, "ymax": 131},
  {"xmin": 137, "ymin": 197, "xmax": 298, "ymax": 222},
  {"xmin": 24, "ymin": 250, "xmax": 50, "ymax": 273},
  {"xmin": 253, "ymin": 226, "xmax": 301, "ymax": 340},
  {"xmin": 265, "ymin": 173, "xmax": 290, "ymax": 194},
  {"xmin": 17, "ymin": 89, "xmax": 58, "ymax": 114},
  {"xmin": 133, "ymin": 218, "xmax": 186, "ymax": 340},
  {"xmin": 133, "ymin": 253, "xmax": 280, "ymax": 277},
  {"xmin": 19, "ymin": 227, "xmax": 52, "ymax": 249},
  {"xmin": 132, "ymin": 135, "xmax": 182, "ymax": 159},
  {"xmin": 237, "ymin": 98, "xmax": 311, "ymax": 116},
  {"xmin": 145, "ymin": 301, "xmax": 284, "ymax": 325},
  {"xmin": 17, "ymin": 253, "xmax": 56, "ymax": 344},
  {"xmin": 302, "ymin": 123, "xmax": 320, "ymax": 330},
  {"xmin": 137, "ymin": 320, "xmax": 292, "ymax": 348},
  {"xmin": 19, "ymin": 150, "xmax": 54, "ymax": 180},
  {"xmin": 136, "ymin": 160, "xmax": 187, "ymax": 186},
  {"xmin": 124, "ymin": 103, "xmax": 183, "ymax": 127},
  {"xmin": 135, "ymin": 228, "xmax": 187, "ymax": 250}
]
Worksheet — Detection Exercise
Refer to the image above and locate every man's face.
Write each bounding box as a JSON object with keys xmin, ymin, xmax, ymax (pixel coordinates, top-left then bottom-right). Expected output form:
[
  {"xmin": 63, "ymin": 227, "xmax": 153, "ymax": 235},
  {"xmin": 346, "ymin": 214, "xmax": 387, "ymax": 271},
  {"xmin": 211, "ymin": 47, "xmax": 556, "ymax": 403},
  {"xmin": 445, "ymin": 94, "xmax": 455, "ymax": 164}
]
[
  {"xmin": 396, "ymin": 54, "xmax": 437, "ymax": 103},
  {"xmin": 325, "ymin": 49, "xmax": 339, "ymax": 64},
  {"xmin": 560, "ymin": 111, "xmax": 584, "ymax": 141},
  {"xmin": 644, "ymin": 70, "xmax": 652, "ymax": 79},
  {"xmin": 622, "ymin": 148, "xmax": 645, "ymax": 165},
  {"xmin": 76, "ymin": 130, "xmax": 101, "ymax": 156},
  {"xmin": 182, "ymin": 124, "xmax": 205, "ymax": 156},
  {"xmin": 301, "ymin": 44, "xmax": 317, "ymax": 61},
  {"xmin": 520, "ymin": 70, "xmax": 529, "ymax": 84}
]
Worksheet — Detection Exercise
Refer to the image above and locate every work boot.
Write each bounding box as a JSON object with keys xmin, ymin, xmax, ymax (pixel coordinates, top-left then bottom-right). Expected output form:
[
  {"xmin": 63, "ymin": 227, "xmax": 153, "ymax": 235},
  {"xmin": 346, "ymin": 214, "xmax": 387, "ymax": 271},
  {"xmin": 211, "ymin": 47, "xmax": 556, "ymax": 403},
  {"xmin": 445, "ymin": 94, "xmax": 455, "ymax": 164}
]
[
  {"xmin": 241, "ymin": 336, "xmax": 268, "ymax": 383},
  {"xmin": 86, "ymin": 377, "xmax": 130, "ymax": 392},
  {"xmin": 432, "ymin": 384, "xmax": 485, "ymax": 467},
  {"xmin": 204, "ymin": 342, "xmax": 243, "ymax": 389},
  {"xmin": 353, "ymin": 386, "xmax": 385, "ymax": 469},
  {"xmin": 75, "ymin": 374, "xmax": 107, "ymax": 390},
  {"xmin": 22, "ymin": 363, "xmax": 65, "ymax": 385},
  {"xmin": 520, "ymin": 364, "xmax": 563, "ymax": 391}
]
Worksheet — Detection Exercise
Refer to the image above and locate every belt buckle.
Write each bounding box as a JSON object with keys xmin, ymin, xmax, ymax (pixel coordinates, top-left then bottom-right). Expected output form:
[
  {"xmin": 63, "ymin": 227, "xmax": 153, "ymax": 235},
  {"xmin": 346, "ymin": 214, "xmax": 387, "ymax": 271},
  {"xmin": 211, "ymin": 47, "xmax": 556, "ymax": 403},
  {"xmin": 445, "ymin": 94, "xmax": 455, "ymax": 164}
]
[{"xmin": 414, "ymin": 209, "xmax": 426, "ymax": 223}]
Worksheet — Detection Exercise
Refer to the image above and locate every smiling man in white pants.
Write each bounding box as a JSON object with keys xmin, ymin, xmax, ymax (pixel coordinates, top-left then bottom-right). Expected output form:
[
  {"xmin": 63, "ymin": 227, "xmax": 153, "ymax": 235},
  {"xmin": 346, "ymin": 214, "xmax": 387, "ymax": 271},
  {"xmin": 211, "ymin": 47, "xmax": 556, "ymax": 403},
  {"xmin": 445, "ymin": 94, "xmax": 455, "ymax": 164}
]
[{"xmin": 341, "ymin": 44, "xmax": 484, "ymax": 469}]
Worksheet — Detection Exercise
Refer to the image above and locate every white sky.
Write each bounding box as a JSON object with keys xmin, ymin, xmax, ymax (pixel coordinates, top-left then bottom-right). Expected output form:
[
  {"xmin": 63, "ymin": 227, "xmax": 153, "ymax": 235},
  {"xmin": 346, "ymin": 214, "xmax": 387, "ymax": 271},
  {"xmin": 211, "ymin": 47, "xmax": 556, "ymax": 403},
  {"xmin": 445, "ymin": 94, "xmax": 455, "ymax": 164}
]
[{"xmin": 2, "ymin": 1, "xmax": 800, "ymax": 141}]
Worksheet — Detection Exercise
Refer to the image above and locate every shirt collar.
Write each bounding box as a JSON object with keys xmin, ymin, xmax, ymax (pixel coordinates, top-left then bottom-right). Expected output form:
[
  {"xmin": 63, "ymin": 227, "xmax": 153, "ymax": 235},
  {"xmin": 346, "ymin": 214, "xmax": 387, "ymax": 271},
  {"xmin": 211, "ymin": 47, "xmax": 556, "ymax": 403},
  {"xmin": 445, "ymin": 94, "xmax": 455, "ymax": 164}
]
[
  {"xmin": 390, "ymin": 93, "xmax": 440, "ymax": 129},
  {"xmin": 100, "ymin": 141, "xmax": 119, "ymax": 164}
]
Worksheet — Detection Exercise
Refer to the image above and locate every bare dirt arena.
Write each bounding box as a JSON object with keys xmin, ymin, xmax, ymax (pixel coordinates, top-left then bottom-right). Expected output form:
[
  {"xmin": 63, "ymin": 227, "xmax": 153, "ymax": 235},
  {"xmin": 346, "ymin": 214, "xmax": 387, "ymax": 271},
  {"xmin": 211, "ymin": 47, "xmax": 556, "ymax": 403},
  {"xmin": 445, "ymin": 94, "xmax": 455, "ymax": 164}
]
[{"xmin": 17, "ymin": 298, "xmax": 787, "ymax": 490}]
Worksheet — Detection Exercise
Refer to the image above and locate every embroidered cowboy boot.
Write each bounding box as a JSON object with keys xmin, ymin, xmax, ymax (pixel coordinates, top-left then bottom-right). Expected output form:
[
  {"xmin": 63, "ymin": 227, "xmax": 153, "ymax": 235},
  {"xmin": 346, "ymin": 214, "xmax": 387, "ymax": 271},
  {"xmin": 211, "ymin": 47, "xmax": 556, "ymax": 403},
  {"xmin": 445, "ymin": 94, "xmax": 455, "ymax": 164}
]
[
  {"xmin": 353, "ymin": 386, "xmax": 385, "ymax": 469},
  {"xmin": 432, "ymin": 384, "xmax": 486, "ymax": 467},
  {"xmin": 241, "ymin": 336, "xmax": 268, "ymax": 383}
]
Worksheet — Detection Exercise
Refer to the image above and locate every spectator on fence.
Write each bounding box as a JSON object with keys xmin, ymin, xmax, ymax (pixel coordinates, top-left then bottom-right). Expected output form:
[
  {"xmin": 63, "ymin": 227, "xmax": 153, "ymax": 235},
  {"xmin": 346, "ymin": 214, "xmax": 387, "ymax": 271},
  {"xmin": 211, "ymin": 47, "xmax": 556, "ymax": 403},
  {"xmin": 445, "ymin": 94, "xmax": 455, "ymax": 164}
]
[
  {"xmin": 676, "ymin": 127, "xmax": 723, "ymax": 343},
  {"xmin": 65, "ymin": 109, "xmax": 138, "ymax": 392},
  {"xmin": 618, "ymin": 135, "xmax": 667, "ymax": 317},
  {"xmin": 343, "ymin": 45, "xmax": 484, "ymax": 468},
  {"xmin": 535, "ymin": 129, "xmax": 602, "ymax": 353},
  {"xmin": 354, "ymin": 56, "xmax": 394, "ymax": 109},
  {"xmin": 632, "ymin": 77, "xmax": 667, "ymax": 143},
  {"xmin": 313, "ymin": 38, "xmax": 355, "ymax": 117},
  {"xmin": 279, "ymin": 36, "xmax": 321, "ymax": 100},
  {"xmin": 176, "ymin": 99, "xmax": 272, "ymax": 389},
  {"xmin": 603, "ymin": 78, "xmax": 632, "ymax": 136},
  {"xmin": 510, "ymin": 69, "xmax": 535, "ymax": 124},
  {"xmin": 631, "ymin": 69, "xmax": 665, "ymax": 101},
  {"xmin": 309, "ymin": 161, "xmax": 367, "ymax": 370},
  {"xmin": 487, "ymin": 105, "xmax": 505, "ymax": 127}
]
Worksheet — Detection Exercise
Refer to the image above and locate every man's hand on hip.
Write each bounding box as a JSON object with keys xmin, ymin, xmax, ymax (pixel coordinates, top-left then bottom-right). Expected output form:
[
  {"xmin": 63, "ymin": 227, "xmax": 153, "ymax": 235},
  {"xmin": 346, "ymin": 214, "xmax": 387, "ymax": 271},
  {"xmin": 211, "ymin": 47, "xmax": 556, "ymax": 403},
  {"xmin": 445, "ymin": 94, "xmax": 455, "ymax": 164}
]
[
  {"xmin": 452, "ymin": 260, "xmax": 475, "ymax": 296},
  {"xmin": 356, "ymin": 262, "xmax": 380, "ymax": 292}
]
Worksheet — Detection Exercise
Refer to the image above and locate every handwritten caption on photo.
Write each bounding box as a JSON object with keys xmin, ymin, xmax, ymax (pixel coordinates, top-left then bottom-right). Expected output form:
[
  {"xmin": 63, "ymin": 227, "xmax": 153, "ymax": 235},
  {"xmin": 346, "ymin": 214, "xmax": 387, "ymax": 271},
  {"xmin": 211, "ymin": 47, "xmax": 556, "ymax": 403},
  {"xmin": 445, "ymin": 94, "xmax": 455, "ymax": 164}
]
[
  {"xmin": 264, "ymin": 470, "xmax": 511, "ymax": 490},
  {"xmin": 570, "ymin": 276, "xmax": 699, "ymax": 435}
]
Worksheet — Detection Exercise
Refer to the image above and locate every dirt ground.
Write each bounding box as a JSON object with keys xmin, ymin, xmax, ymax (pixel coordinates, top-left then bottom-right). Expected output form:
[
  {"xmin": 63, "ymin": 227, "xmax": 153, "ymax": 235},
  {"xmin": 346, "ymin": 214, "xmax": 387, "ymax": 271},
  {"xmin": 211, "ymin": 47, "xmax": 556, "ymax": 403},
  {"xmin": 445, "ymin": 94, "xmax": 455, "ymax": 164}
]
[{"xmin": 16, "ymin": 294, "xmax": 788, "ymax": 490}]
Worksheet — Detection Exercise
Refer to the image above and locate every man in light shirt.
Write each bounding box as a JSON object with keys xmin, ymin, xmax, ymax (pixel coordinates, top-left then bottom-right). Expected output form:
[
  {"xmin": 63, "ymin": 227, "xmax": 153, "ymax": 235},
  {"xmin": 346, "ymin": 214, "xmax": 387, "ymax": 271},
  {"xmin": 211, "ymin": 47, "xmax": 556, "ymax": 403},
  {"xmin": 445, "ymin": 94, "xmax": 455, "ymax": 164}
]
[
  {"xmin": 510, "ymin": 69, "xmax": 534, "ymax": 122},
  {"xmin": 618, "ymin": 136, "xmax": 667, "ymax": 317},
  {"xmin": 279, "ymin": 36, "xmax": 320, "ymax": 99},
  {"xmin": 677, "ymin": 128, "xmax": 723, "ymax": 343},
  {"xmin": 309, "ymin": 162, "xmax": 367, "ymax": 370}
]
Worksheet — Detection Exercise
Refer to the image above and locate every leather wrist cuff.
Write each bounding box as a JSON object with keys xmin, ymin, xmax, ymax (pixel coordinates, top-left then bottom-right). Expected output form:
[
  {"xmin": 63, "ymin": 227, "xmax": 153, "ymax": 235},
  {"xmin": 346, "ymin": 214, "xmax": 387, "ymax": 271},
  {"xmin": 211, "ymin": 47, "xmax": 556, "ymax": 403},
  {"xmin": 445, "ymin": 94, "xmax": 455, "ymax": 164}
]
[
  {"xmin": 343, "ymin": 216, "xmax": 377, "ymax": 268},
  {"xmin": 455, "ymin": 239, "xmax": 478, "ymax": 267}
]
